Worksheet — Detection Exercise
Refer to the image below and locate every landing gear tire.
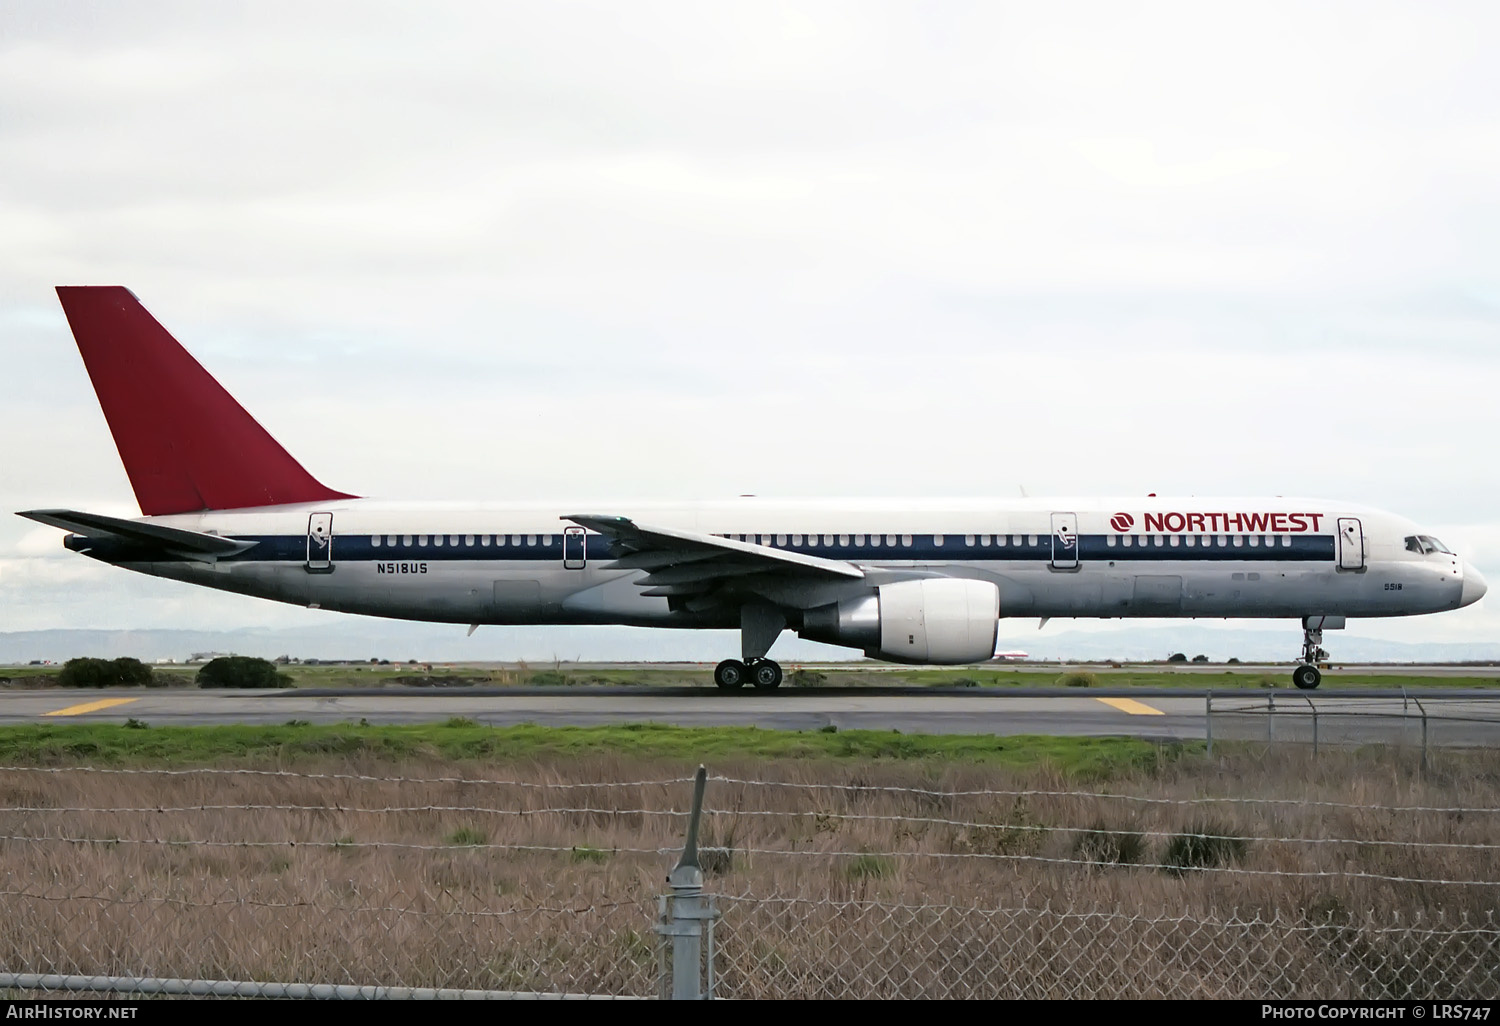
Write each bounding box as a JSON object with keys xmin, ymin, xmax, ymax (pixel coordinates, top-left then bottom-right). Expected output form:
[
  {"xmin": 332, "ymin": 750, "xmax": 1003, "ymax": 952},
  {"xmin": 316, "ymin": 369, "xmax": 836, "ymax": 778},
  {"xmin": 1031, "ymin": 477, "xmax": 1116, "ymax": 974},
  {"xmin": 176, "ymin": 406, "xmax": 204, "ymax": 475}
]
[
  {"xmin": 714, "ymin": 659, "xmax": 747, "ymax": 690},
  {"xmin": 748, "ymin": 658, "xmax": 783, "ymax": 690},
  {"xmin": 1292, "ymin": 664, "xmax": 1322, "ymax": 691}
]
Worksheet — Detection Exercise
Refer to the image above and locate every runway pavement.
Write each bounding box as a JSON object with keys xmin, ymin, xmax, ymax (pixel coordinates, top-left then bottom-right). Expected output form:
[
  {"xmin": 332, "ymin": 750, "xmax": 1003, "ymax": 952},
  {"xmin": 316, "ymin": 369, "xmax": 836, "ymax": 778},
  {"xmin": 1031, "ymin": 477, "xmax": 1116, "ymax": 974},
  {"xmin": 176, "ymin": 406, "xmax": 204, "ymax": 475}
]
[{"xmin": 6, "ymin": 686, "xmax": 1499, "ymax": 746}]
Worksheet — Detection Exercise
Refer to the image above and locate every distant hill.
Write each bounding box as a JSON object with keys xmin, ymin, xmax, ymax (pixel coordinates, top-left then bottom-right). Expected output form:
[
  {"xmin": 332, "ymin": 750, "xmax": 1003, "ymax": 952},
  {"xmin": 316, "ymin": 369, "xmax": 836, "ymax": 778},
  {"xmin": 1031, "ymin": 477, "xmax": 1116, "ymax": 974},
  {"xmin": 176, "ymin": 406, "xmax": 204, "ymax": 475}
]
[{"xmin": 4, "ymin": 625, "xmax": 1499, "ymax": 665}]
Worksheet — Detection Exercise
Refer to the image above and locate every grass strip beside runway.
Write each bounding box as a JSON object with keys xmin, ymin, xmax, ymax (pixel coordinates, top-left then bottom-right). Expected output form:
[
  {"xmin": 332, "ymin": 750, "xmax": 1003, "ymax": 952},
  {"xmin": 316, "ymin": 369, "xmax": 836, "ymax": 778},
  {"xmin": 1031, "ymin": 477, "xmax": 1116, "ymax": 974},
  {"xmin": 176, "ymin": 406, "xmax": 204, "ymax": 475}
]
[{"xmin": 0, "ymin": 722, "xmax": 1188, "ymax": 776}]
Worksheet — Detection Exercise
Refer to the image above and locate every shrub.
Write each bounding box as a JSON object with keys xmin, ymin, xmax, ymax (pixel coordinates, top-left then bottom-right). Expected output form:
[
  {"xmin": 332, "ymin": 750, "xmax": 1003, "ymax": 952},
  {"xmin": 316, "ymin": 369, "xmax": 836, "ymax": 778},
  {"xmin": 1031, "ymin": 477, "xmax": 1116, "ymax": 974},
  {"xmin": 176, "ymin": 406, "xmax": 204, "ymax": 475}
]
[
  {"xmin": 57, "ymin": 657, "xmax": 153, "ymax": 688},
  {"xmin": 1057, "ymin": 672, "xmax": 1099, "ymax": 688},
  {"xmin": 951, "ymin": 677, "xmax": 980, "ymax": 688},
  {"xmin": 1191, "ymin": 654, "xmax": 1209, "ymax": 663},
  {"xmin": 526, "ymin": 669, "xmax": 569, "ymax": 686},
  {"xmin": 195, "ymin": 656, "xmax": 291, "ymax": 689},
  {"xmin": 445, "ymin": 826, "xmax": 487, "ymax": 846},
  {"xmin": 846, "ymin": 853, "xmax": 894, "ymax": 881},
  {"xmin": 789, "ymin": 669, "xmax": 827, "ymax": 687},
  {"xmin": 1227, "ymin": 657, "xmax": 1241, "ymax": 664},
  {"xmin": 1167, "ymin": 653, "xmax": 1187, "ymax": 663},
  {"xmin": 1162, "ymin": 822, "xmax": 1248, "ymax": 875},
  {"xmin": 1073, "ymin": 822, "xmax": 1146, "ymax": 866}
]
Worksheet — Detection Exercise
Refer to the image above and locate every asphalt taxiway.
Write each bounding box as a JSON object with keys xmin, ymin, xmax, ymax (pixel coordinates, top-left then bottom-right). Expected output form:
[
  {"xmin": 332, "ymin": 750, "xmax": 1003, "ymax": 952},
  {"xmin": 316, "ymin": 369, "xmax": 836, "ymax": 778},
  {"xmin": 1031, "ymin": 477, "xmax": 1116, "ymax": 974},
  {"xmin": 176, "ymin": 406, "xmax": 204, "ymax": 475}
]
[{"xmin": 8, "ymin": 686, "xmax": 1499, "ymax": 746}]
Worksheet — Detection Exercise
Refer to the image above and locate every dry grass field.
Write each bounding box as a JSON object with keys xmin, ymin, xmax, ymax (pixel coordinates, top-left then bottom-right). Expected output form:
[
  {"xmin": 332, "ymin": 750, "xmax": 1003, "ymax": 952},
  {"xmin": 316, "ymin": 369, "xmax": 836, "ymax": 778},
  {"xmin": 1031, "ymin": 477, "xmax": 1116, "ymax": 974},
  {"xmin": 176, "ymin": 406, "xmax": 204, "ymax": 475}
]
[{"xmin": 0, "ymin": 740, "xmax": 1495, "ymax": 998}]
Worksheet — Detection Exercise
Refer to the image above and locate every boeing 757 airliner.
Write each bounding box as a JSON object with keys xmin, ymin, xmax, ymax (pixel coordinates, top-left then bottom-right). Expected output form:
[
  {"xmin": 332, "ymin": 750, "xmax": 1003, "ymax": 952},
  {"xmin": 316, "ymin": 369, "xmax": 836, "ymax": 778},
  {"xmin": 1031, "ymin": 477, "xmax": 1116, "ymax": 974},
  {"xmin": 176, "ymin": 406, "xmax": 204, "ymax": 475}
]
[{"xmin": 19, "ymin": 287, "xmax": 1487, "ymax": 690}]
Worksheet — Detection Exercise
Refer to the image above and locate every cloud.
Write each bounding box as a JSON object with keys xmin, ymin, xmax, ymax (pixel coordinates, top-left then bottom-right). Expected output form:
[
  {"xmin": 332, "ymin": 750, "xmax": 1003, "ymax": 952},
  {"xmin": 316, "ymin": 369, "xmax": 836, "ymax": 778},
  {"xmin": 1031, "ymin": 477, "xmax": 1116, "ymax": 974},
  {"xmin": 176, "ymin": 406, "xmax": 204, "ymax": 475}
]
[{"xmin": 2, "ymin": 2, "xmax": 1498, "ymax": 648}]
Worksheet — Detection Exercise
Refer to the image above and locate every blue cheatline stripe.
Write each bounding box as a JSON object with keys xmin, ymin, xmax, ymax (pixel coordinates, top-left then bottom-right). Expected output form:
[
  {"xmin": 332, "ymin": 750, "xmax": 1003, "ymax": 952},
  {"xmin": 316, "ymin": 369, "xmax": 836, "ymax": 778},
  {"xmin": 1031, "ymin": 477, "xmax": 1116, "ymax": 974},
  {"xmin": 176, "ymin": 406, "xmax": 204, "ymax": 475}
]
[{"xmin": 81, "ymin": 531, "xmax": 1338, "ymax": 564}]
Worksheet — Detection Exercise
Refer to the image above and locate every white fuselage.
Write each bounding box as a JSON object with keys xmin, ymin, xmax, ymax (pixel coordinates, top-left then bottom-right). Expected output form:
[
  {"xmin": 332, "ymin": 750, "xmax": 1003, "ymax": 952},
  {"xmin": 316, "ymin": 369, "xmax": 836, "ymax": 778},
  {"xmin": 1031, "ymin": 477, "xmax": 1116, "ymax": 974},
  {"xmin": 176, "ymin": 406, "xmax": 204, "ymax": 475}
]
[{"xmin": 67, "ymin": 496, "xmax": 1482, "ymax": 652}]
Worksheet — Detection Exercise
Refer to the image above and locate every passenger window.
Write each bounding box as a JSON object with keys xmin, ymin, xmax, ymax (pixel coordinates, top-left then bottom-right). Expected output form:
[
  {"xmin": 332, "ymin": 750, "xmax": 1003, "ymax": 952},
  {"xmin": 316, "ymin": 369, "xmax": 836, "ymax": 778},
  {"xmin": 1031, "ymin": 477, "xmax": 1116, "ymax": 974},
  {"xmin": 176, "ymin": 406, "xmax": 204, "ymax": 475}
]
[
  {"xmin": 996, "ymin": 534, "xmax": 1006, "ymax": 547},
  {"xmin": 934, "ymin": 535, "xmax": 944, "ymax": 547},
  {"xmin": 418, "ymin": 536, "xmax": 428, "ymax": 547},
  {"xmin": 1281, "ymin": 536, "xmax": 1291, "ymax": 547},
  {"xmin": 1028, "ymin": 535, "xmax": 1038, "ymax": 546},
  {"xmin": 1122, "ymin": 535, "xmax": 1133, "ymax": 548},
  {"xmin": 823, "ymin": 535, "xmax": 835, "ymax": 546},
  {"xmin": 776, "ymin": 534, "xmax": 787, "ymax": 547},
  {"xmin": 965, "ymin": 535, "xmax": 975, "ymax": 546},
  {"xmin": 854, "ymin": 535, "xmax": 865, "ymax": 547},
  {"xmin": 1232, "ymin": 572, "xmax": 1245, "ymax": 581},
  {"xmin": 1185, "ymin": 535, "xmax": 1195, "ymax": 547},
  {"xmin": 433, "ymin": 536, "xmax": 443, "ymax": 547},
  {"xmin": 1106, "ymin": 535, "xmax": 1116, "ymax": 547},
  {"xmin": 902, "ymin": 534, "xmax": 912, "ymax": 547},
  {"xmin": 403, "ymin": 535, "xmax": 413, "ymax": 546},
  {"xmin": 371, "ymin": 535, "xmax": 381, "ymax": 548},
  {"xmin": 1169, "ymin": 535, "xmax": 1179, "ymax": 547},
  {"xmin": 1232, "ymin": 535, "xmax": 1243, "ymax": 547},
  {"xmin": 387, "ymin": 535, "xmax": 397, "ymax": 546},
  {"xmin": 1248, "ymin": 535, "xmax": 1259, "ymax": 547},
  {"xmin": 792, "ymin": 534, "xmax": 803, "ymax": 546},
  {"xmin": 526, "ymin": 535, "xmax": 536, "ymax": 546},
  {"xmin": 839, "ymin": 535, "xmax": 850, "ymax": 546},
  {"xmin": 1012, "ymin": 535, "xmax": 1022, "ymax": 546},
  {"xmin": 1217, "ymin": 535, "xmax": 1227, "ymax": 547},
  {"xmin": 1248, "ymin": 572, "xmax": 1261, "ymax": 581},
  {"xmin": 886, "ymin": 534, "xmax": 897, "ymax": 546},
  {"xmin": 981, "ymin": 534, "xmax": 992, "ymax": 546},
  {"xmin": 543, "ymin": 535, "xmax": 553, "ymax": 546},
  {"xmin": 480, "ymin": 535, "xmax": 490, "ymax": 547}
]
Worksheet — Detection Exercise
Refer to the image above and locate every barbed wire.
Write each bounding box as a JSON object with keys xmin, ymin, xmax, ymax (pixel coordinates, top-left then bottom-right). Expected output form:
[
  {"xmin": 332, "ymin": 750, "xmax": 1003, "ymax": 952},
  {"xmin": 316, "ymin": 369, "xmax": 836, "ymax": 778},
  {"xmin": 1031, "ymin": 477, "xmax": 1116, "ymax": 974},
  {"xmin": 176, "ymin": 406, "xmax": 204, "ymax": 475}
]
[
  {"xmin": 0, "ymin": 765, "xmax": 694, "ymax": 789},
  {"xmin": 0, "ymin": 804, "xmax": 687, "ymax": 818},
  {"xmin": 707, "ymin": 775, "xmax": 1500, "ymax": 814},
  {"xmin": 4, "ymin": 832, "xmax": 1496, "ymax": 887},
  {"xmin": 0, "ymin": 888, "xmax": 642, "ymax": 919},
  {"xmin": 3, "ymin": 802, "xmax": 1494, "ymax": 853}
]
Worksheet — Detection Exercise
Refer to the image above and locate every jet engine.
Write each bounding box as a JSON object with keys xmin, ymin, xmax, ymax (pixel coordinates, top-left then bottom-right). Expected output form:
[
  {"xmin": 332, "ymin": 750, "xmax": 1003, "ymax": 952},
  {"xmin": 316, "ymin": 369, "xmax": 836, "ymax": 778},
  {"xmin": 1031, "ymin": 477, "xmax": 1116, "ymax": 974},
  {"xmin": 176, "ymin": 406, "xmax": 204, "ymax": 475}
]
[{"xmin": 799, "ymin": 578, "xmax": 1000, "ymax": 664}]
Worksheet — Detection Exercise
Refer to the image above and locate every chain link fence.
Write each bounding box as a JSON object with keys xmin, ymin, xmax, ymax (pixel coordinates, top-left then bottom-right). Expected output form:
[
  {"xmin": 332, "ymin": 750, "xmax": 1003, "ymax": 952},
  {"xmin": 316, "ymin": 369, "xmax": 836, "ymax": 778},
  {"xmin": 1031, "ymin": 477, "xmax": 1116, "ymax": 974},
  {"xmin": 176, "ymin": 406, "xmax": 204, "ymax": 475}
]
[
  {"xmin": 0, "ymin": 755, "xmax": 1496, "ymax": 999},
  {"xmin": 1205, "ymin": 691, "xmax": 1500, "ymax": 761}
]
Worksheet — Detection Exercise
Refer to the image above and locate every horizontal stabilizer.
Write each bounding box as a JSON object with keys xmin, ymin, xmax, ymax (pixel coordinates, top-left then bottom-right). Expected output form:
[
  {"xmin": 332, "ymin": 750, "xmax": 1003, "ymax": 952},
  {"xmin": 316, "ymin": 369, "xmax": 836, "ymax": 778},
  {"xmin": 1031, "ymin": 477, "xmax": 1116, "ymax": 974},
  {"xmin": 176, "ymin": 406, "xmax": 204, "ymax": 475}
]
[{"xmin": 17, "ymin": 509, "xmax": 256, "ymax": 560}]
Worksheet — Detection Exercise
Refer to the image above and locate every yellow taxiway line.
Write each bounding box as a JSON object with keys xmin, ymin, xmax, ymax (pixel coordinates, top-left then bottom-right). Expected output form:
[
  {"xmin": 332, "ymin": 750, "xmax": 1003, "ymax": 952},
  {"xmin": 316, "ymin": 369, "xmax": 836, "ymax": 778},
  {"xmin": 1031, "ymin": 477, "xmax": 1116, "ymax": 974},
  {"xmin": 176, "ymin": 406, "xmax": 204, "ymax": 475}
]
[
  {"xmin": 1095, "ymin": 697, "xmax": 1164, "ymax": 716},
  {"xmin": 43, "ymin": 698, "xmax": 139, "ymax": 717}
]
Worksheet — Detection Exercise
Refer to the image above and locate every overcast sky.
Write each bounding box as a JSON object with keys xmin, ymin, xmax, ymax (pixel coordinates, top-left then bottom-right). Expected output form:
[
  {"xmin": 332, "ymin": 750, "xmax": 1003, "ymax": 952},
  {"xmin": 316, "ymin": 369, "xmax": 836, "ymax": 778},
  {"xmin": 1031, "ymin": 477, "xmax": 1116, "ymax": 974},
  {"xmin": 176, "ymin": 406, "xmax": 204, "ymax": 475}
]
[{"xmin": 3, "ymin": 1, "xmax": 1499, "ymax": 657}]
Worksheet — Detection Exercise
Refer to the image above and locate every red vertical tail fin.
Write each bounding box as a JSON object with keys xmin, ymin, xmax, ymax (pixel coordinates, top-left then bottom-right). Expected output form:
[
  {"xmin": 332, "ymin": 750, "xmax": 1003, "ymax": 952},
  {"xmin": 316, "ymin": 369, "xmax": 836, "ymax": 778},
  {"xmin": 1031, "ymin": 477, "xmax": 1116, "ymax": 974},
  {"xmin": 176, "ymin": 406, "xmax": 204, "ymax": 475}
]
[{"xmin": 55, "ymin": 286, "xmax": 357, "ymax": 515}]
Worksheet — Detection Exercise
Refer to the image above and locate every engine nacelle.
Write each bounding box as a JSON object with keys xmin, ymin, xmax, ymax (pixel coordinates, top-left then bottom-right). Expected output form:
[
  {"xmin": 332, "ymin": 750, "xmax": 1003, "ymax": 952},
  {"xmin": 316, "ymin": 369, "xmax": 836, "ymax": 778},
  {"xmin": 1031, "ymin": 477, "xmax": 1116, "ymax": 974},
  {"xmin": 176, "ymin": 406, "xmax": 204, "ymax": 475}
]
[{"xmin": 800, "ymin": 578, "xmax": 1000, "ymax": 664}]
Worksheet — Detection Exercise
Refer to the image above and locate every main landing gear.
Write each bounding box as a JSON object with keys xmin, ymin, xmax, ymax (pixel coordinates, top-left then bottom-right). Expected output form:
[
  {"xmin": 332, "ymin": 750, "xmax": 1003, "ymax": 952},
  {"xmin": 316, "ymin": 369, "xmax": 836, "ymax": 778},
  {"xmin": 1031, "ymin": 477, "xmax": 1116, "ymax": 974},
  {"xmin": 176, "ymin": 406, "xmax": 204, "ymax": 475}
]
[
  {"xmin": 715, "ymin": 603, "xmax": 788, "ymax": 690},
  {"xmin": 714, "ymin": 658, "xmax": 783, "ymax": 690}
]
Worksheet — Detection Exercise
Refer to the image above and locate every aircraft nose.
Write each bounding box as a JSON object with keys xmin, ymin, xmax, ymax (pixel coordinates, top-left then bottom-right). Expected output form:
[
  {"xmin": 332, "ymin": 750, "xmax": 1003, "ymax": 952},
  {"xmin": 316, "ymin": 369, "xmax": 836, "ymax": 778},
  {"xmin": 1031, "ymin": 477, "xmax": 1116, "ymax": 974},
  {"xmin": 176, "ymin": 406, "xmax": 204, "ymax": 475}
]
[{"xmin": 1461, "ymin": 564, "xmax": 1488, "ymax": 607}]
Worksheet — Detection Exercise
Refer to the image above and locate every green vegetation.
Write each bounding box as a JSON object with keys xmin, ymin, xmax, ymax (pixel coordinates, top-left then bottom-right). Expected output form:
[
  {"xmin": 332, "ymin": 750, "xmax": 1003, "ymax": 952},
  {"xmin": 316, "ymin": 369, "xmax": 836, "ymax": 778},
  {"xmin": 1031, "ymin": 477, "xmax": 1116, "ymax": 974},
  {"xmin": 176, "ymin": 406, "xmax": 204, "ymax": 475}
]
[
  {"xmin": 57, "ymin": 657, "xmax": 153, "ymax": 688},
  {"xmin": 569, "ymin": 846, "xmax": 611, "ymax": 864},
  {"xmin": 445, "ymin": 826, "xmax": 487, "ymax": 846},
  {"xmin": 845, "ymin": 853, "xmax": 895, "ymax": 881},
  {"xmin": 1057, "ymin": 672, "xmax": 1099, "ymax": 688},
  {"xmin": 0, "ymin": 721, "xmax": 1190, "ymax": 775},
  {"xmin": 196, "ymin": 656, "xmax": 291, "ymax": 689},
  {"xmin": 1162, "ymin": 823, "xmax": 1248, "ymax": 875}
]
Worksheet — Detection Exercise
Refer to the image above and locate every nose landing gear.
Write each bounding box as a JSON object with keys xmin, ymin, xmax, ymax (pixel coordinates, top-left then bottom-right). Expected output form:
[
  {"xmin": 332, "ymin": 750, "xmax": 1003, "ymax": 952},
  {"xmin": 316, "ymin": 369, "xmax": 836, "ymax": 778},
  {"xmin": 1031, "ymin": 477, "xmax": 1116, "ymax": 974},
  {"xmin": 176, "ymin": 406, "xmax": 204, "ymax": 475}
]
[{"xmin": 1293, "ymin": 615, "xmax": 1341, "ymax": 690}]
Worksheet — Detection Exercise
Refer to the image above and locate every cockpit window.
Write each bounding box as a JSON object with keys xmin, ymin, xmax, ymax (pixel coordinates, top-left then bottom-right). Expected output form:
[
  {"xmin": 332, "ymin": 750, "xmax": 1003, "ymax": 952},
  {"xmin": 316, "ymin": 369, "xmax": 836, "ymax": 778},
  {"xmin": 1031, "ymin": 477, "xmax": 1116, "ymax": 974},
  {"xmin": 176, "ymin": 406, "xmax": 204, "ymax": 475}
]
[{"xmin": 1405, "ymin": 535, "xmax": 1454, "ymax": 556}]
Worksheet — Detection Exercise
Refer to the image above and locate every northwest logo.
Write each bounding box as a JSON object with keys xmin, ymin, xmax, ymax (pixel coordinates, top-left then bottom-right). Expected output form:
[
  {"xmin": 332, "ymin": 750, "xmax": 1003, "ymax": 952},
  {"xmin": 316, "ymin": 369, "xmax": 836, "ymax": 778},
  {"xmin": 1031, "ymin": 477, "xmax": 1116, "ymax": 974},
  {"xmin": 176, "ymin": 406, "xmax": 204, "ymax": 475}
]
[{"xmin": 1109, "ymin": 513, "xmax": 1134, "ymax": 532}]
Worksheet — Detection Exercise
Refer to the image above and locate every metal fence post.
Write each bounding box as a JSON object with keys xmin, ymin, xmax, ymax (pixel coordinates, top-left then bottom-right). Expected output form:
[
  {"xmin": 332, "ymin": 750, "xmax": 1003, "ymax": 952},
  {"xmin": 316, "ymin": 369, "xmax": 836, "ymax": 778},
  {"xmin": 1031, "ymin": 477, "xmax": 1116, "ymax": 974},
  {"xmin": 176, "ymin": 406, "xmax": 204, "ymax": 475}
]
[
  {"xmin": 1267, "ymin": 690, "xmax": 1275, "ymax": 743},
  {"xmin": 1301, "ymin": 695, "xmax": 1318, "ymax": 757},
  {"xmin": 1205, "ymin": 690, "xmax": 1213, "ymax": 758},
  {"xmin": 657, "ymin": 765, "xmax": 718, "ymax": 1000},
  {"xmin": 1411, "ymin": 696, "xmax": 1428, "ymax": 773}
]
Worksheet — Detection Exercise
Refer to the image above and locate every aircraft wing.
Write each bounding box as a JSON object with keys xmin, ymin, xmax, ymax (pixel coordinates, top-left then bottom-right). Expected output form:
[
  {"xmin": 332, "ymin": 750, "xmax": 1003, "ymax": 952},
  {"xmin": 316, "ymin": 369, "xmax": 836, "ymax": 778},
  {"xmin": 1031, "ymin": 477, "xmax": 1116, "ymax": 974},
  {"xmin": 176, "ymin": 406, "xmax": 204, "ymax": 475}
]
[
  {"xmin": 17, "ymin": 509, "xmax": 257, "ymax": 560},
  {"xmin": 562, "ymin": 514, "xmax": 864, "ymax": 601}
]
